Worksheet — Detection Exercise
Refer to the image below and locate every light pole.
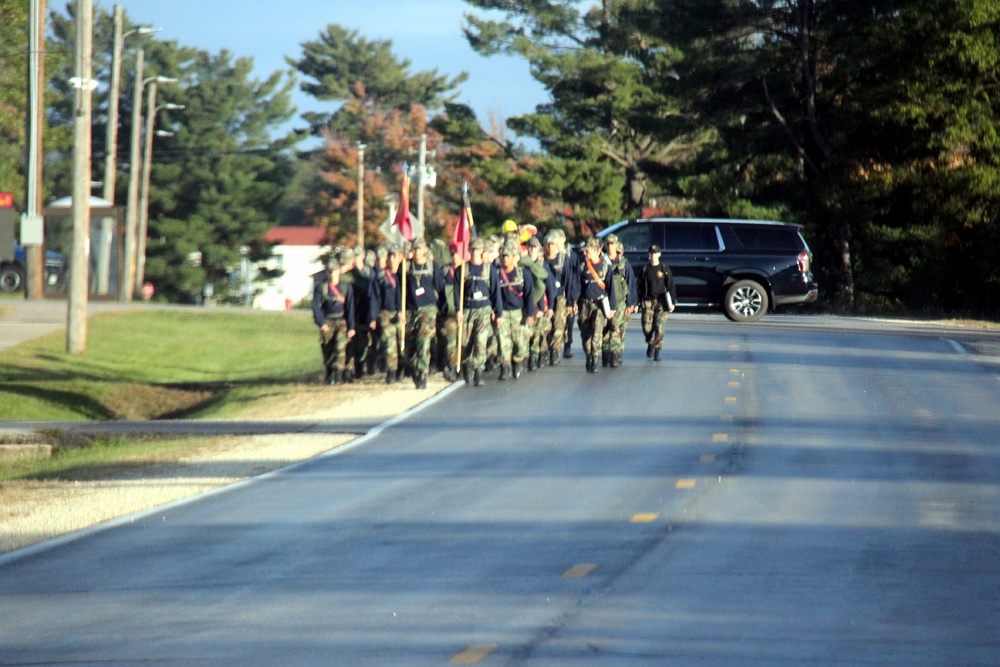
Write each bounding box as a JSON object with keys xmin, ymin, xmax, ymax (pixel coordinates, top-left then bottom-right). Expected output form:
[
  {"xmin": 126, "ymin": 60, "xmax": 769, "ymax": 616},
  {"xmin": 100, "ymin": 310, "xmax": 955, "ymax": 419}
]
[
  {"xmin": 134, "ymin": 86, "xmax": 183, "ymax": 295},
  {"xmin": 68, "ymin": 0, "xmax": 93, "ymax": 354},
  {"xmin": 122, "ymin": 62, "xmax": 175, "ymax": 300},
  {"xmin": 101, "ymin": 6, "xmax": 159, "ymax": 298}
]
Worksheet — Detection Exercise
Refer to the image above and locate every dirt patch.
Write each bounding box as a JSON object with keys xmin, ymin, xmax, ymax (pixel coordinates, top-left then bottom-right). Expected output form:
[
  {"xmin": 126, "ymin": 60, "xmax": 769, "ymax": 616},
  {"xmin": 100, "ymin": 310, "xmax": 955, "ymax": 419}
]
[{"xmin": 0, "ymin": 376, "xmax": 453, "ymax": 555}]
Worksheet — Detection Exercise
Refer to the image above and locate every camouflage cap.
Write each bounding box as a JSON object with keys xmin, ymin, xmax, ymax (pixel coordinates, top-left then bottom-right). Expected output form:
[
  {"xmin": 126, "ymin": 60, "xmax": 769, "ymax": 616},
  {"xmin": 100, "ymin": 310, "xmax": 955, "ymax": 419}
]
[
  {"xmin": 338, "ymin": 247, "xmax": 355, "ymax": 263},
  {"xmin": 544, "ymin": 231, "xmax": 559, "ymax": 245},
  {"xmin": 526, "ymin": 236, "xmax": 542, "ymax": 250},
  {"xmin": 584, "ymin": 237, "xmax": 602, "ymax": 251},
  {"xmin": 375, "ymin": 245, "xmax": 388, "ymax": 259},
  {"xmin": 604, "ymin": 233, "xmax": 619, "ymax": 248},
  {"xmin": 388, "ymin": 243, "xmax": 403, "ymax": 256},
  {"xmin": 365, "ymin": 249, "xmax": 376, "ymax": 266},
  {"xmin": 470, "ymin": 237, "xmax": 485, "ymax": 251},
  {"xmin": 501, "ymin": 242, "xmax": 520, "ymax": 257},
  {"xmin": 411, "ymin": 236, "xmax": 428, "ymax": 249}
]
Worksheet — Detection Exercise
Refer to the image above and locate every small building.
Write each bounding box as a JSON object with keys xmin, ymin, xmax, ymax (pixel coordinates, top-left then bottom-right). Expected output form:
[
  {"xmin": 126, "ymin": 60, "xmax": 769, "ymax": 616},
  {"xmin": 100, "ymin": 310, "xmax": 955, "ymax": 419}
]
[{"xmin": 254, "ymin": 226, "xmax": 329, "ymax": 310}]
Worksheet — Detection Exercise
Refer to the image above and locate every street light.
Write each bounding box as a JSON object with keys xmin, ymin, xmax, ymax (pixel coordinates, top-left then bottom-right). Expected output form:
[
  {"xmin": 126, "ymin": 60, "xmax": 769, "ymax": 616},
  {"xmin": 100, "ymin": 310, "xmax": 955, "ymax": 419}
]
[
  {"xmin": 134, "ymin": 87, "xmax": 184, "ymax": 295},
  {"xmin": 101, "ymin": 5, "xmax": 159, "ymax": 297},
  {"xmin": 121, "ymin": 62, "xmax": 175, "ymax": 300}
]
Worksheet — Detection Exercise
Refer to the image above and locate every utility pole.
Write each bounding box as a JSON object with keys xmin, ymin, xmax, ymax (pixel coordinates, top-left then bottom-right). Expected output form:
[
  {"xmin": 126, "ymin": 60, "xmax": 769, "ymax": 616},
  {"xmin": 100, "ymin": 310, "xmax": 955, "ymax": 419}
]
[
  {"xmin": 121, "ymin": 48, "xmax": 143, "ymax": 301},
  {"xmin": 23, "ymin": 0, "xmax": 46, "ymax": 300},
  {"xmin": 356, "ymin": 142, "xmax": 366, "ymax": 249},
  {"xmin": 134, "ymin": 80, "xmax": 158, "ymax": 296},
  {"xmin": 68, "ymin": 0, "xmax": 94, "ymax": 354}
]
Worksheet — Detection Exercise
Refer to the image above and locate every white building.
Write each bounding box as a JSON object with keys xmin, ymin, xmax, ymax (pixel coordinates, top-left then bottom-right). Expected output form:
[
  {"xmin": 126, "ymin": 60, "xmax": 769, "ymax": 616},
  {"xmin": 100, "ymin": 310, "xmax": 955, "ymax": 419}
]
[{"xmin": 253, "ymin": 226, "xmax": 329, "ymax": 310}]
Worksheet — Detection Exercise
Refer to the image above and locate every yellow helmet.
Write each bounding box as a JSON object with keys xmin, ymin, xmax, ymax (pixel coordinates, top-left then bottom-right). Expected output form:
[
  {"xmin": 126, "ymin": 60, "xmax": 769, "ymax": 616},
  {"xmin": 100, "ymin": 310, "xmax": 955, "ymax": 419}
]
[{"xmin": 501, "ymin": 219, "xmax": 518, "ymax": 234}]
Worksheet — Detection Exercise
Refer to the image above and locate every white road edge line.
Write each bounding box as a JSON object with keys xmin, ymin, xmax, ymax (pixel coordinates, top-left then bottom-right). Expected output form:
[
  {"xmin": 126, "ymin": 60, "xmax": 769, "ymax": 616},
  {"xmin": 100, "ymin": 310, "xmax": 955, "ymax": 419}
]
[
  {"xmin": 0, "ymin": 381, "xmax": 466, "ymax": 568},
  {"xmin": 944, "ymin": 337, "xmax": 1000, "ymax": 384}
]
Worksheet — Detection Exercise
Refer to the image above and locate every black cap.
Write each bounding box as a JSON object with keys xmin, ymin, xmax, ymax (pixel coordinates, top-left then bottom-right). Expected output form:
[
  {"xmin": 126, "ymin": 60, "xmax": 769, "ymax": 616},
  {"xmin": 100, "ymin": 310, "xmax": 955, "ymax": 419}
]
[{"xmin": 649, "ymin": 244, "xmax": 660, "ymax": 253}]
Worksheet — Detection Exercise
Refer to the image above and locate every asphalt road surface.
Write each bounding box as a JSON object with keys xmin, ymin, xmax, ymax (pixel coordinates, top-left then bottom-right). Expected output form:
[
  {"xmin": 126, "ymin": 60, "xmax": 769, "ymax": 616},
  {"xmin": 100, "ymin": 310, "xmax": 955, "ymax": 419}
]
[{"xmin": 2, "ymin": 315, "xmax": 999, "ymax": 666}]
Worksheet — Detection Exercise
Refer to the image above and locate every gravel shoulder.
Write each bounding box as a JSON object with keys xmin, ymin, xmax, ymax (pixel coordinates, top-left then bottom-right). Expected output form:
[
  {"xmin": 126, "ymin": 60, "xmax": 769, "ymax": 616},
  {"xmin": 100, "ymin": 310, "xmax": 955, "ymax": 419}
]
[{"xmin": 0, "ymin": 377, "xmax": 452, "ymax": 555}]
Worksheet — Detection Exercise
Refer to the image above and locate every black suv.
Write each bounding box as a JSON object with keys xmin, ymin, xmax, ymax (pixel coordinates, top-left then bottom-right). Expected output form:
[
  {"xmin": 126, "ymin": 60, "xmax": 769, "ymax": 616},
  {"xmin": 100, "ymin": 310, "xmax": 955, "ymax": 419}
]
[{"xmin": 597, "ymin": 217, "xmax": 818, "ymax": 323}]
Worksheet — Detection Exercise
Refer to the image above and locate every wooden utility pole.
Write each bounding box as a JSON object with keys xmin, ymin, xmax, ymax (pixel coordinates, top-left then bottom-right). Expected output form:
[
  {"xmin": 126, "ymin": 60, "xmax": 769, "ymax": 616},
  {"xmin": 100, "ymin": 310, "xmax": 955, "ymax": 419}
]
[
  {"xmin": 24, "ymin": 0, "xmax": 46, "ymax": 300},
  {"xmin": 68, "ymin": 0, "xmax": 93, "ymax": 354}
]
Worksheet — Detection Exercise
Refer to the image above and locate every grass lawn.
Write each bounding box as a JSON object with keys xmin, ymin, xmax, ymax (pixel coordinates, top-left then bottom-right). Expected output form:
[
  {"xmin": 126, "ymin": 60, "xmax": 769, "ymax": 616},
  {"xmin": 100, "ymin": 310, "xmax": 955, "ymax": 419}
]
[{"xmin": 0, "ymin": 308, "xmax": 320, "ymax": 421}]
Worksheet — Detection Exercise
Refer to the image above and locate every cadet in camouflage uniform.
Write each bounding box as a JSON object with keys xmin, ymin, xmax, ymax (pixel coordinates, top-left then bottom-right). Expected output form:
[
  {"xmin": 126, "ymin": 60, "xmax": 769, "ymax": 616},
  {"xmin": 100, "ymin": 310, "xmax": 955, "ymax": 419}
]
[
  {"xmin": 638, "ymin": 244, "xmax": 676, "ymax": 362},
  {"xmin": 524, "ymin": 236, "xmax": 555, "ymax": 371},
  {"xmin": 368, "ymin": 245, "xmax": 405, "ymax": 384},
  {"xmin": 437, "ymin": 243, "xmax": 465, "ymax": 382},
  {"xmin": 404, "ymin": 237, "xmax": 444, "ymax": 389},
  {"xmin": 459, "ymin": 237, "xmax": 502, "ymax": 386},
  {"xmin": 543, "ymin": 231, "xmax": 572, "ymax": 366},
  {"xmin": 312, "ymin": 258, "xmax": 356, "ymax": 385},
  {"xmin": 483, "ymin": 235, "xmax": 503, "ymax": 372},
  {"xmin": 602, "ymin": 234, "xmax": 638, "ymax": 368},
  {"xmin": 337, "ymin": 247, "xmax": 366, "ymax": 381},
  {"xmin": 577, "ymin": 237, "xmax": 617, "ymax": 373},
  {"xmin": 496, "ymin": 242, "xmax": 535, "ymax": 380}
]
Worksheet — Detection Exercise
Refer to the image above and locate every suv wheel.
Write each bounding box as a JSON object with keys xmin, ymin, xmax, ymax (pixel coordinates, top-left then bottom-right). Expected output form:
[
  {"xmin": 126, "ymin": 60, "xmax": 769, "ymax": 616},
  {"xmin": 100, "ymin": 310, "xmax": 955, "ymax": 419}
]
[
  {"xmin": 724, "ymin": 279, "xmax": 768, "ymax": 323},
  {"xmin": 1, "ymin": 264, "xmax": 24, "ymax": 293}
]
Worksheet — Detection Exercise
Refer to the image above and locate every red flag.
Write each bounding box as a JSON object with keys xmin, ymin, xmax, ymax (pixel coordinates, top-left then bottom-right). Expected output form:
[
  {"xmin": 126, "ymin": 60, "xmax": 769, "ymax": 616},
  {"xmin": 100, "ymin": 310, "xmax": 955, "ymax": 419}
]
[
  {"xmin": 451, "ymin": 204, "xmax": 471, "ymax": 261},
  {"xmin": 393, "ymin": 165, "xmax": 414, "ymax": 242}
]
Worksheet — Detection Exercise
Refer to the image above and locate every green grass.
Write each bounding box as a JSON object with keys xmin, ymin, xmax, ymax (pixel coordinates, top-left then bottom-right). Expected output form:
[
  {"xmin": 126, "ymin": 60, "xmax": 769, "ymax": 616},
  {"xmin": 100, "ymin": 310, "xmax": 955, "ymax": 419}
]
[{"xmin": 0, "ymin": 309, "xmax": 320, "ymax": 421}]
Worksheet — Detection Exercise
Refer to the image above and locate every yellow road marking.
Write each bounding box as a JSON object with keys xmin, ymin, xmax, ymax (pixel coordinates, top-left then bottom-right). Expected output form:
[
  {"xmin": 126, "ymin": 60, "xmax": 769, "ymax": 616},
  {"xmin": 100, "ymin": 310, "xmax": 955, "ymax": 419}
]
[
  {"xmin": 712, "ymin": 433, "xmax": 729, "ymax": 442},
  {"xmin": 720, "ymin": 414, "xmax": 734, "ymax": 422},
  {"xmin": 728, "ymin": 344, "xmax": 740, "ymax": 350},
  {"xmin": 730, "ymin": 368, "xmax": 741, "ymax": 374},
  {"xmin": 562, "ymin": 563, "xmax": 597, "ymax": 579},
  {"xmin": 450, "ymin": 644, "xmax": 499, "ymax": 664},
  {"xmin": 676, "ymin": 479, "xmax": 697, "ymax": 489},
  {"xmin": 729, "ymin": 381, "xmax": 741, "ymax": 388},
  {"xmin": 700, "ymin": 454, "xmax": 716, "ymax": 463},
  {"xmin": 724, "ymin": 396, "xmax": 737, "ymax": 403},
  {"xmin": 631, "ymin": 512, "xmax": 659, "ymax": 523}
]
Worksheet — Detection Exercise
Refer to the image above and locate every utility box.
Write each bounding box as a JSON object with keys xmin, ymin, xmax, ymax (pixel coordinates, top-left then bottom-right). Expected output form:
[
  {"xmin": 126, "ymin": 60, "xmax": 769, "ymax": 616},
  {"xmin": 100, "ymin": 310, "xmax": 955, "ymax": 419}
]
[{"xmin": 0, "ymin": 208, "xmax": 16, "ymax": 263}]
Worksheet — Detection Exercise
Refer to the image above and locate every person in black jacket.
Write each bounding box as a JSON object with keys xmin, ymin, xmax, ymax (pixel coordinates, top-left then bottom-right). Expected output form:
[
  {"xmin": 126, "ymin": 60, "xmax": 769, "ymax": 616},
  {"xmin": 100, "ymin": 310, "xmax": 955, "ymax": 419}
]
[
  {"xmin": 637, "ymin": 244, "xmax": 676, "ymax": 362},
  {"xmin": 404, "ymin": 237, "xmax": 444, "ymax": 389},
  {"xmin": 577, "ymin": 237, "xmax": 617, "ymax": 374},
  {"xmin": 312, "ymin": 258, "xmax": 356, "ymax": 385}
]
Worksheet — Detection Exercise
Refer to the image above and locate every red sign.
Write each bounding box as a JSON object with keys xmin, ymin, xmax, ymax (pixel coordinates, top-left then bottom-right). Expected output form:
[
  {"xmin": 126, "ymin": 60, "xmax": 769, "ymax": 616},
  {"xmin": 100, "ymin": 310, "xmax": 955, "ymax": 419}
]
[
  {"xmin": 141, "ymin": 283, "xmax": 154, "ymax": 299},
  {"xmin": 0, "ymin": 193, "xmax": 13, "ymax": 208}
]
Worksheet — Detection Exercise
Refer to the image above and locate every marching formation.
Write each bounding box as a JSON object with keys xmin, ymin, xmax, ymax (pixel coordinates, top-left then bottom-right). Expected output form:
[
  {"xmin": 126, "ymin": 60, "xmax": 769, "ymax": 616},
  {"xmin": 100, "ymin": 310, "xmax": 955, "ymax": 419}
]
[{"xmin": 312, "ymin": 224, "xmax": 677, "ymax": 389}]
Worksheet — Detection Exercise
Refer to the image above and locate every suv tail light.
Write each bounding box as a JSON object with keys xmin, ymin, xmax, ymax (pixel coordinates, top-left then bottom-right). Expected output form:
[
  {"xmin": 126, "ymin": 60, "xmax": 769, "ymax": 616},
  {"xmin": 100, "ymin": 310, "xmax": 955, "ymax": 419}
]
[{"xmin": 797, "ymin": 251, "xmax": 810, "ymax": 275}]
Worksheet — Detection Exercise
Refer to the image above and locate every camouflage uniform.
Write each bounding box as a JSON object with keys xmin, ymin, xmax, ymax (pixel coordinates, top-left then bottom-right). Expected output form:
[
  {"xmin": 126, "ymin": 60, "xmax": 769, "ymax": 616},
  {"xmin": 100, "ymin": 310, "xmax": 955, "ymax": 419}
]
[
  {"xmin": 369, "ymin": 247, "xmax": 404, "ymax": 383},
  {"xmin": 311, "ymin": 259, "xmax": 356, "ymax": 384},
  {"xmin": 461, "ymin": 239, "xmax": 503, "ymax": 386},
  {"xmin": 638, "ymin": 244, "xmax": 676, "ymax": 362},
  {"xmin": 523, "ymin": 237, "xmax": 555, "ymax": 370},
  {"xmin": 404, "ymin": 238, "xmax": 443, "ymax": 389},
  {"xmin": 496, "ymin": 244, "xmax": 535, "ymax": 380},
  {"xmin": 602, "ymin": 234, "xmax": 638, "ymax": 368},
  {"xmin": 577, "ymin": 238, "xmax": 617, "ymax": 373}
]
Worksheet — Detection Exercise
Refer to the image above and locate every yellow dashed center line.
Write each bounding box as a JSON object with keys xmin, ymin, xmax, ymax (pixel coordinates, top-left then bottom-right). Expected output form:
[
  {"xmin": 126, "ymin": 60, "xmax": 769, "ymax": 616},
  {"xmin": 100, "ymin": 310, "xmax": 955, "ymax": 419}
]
[
  {"xmin": 724, "ymin": 396, "xmax": 737, "ymax": 403},
  {"xmin": 562, "ymin": 563, "xmax": 597, "ymax": 579},
  {"xmin": 675, "ymin": 479, "xmax": 697, "ymax": 489},
  {"xmin": 450, "ymin": 644, "xmax": 499, "ymax": 664},
  {"xmin": 712, "ymin": 433, "xmax": 729, "ymax": 442},
  {"xmin": 729, "ymin": 381, "xmax": 741, "ymax": 388},
  {"xmin": 631, "ymin": 512, "xmax": 659, "ymax": 523},
  {"xmin": 700, "ymin": 454, "xmax": 716, "ymax": 463}
]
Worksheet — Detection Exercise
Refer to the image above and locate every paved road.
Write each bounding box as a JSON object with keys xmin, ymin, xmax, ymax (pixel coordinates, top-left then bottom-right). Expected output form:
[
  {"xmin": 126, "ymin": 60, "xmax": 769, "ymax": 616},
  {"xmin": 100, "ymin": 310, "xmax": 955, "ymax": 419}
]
[{"xmin": 1, "ymin": 315, "xmax": 999, "ymax": 665}]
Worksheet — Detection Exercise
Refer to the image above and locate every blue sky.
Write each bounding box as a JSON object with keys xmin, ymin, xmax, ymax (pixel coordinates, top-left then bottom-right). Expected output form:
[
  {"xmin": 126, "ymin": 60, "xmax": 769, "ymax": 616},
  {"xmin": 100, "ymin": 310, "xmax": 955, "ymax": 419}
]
[{"xmin": 105, "ymin": 0, "xmax": 548, "ymax": 144}]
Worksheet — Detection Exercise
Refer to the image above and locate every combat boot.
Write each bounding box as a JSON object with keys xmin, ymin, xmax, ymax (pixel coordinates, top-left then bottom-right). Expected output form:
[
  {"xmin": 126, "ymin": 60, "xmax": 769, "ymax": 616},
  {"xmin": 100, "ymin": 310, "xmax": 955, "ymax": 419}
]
[
  {"xmin": 533, "ymin": 353, "xmax": 542, "ymax": 370},
  {"xmin": 563, "ymin": 344, "xmax": 574, "ymax": 359},
  {"xmin": 386, "ymin": 370, "xmax": 398, "ymax": 384},
  {"xmin": 463, "ymin": 363, "xmax": 473, "ymax": 385},
  {"xmin": 602, "ymin": 351, "xmax": 611, "ymax": 367},
  {"xmin": 342, "ymin": 369, "xmax": 354, "ymax": 384},
  {"xmin": 512, "ymin": 361, "xmax": 522, "ymax": 379},
  {"xmin": 498, "ymin": 364, "xmax": 510, "ymax": 381},
  {"xmin": 442, "ymin": 366, "xmax": 458, "ymax": 382},
  {"xmin": 473, "ymin": 369, "xmax": 484, "ymax": 386},
  {"xmin": 611, "ymin": 351, "xmax": 621, "ymax": 368},
  {"xmin": 549, "ymin": 349, "xmax": 560, "ymax": 366},
  {"xmin": 653, "ymin": 348, "xmax": 661, "ymax": 361},
  {"xmin": 646, "ymin": 343, "xmax": 654, "ymax": 358},
  {"xmin": 527, "ymin": 355, "xmax": 536, "ymax": 372}
]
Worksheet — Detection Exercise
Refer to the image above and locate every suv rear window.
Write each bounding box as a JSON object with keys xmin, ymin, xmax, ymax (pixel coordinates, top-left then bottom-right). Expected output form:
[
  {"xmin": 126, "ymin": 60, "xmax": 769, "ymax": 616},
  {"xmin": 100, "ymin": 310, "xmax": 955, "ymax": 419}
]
[
  {"xmin": 731, "ymin": 226, "xmax": 804, "ymax": 250},
  {"xmin": 615, "ymin": 223, "xmax": 658, "ymax": 252},
  {"xmin": 663, "ymin": 223, "xmax": 722, "ymax": 252}
]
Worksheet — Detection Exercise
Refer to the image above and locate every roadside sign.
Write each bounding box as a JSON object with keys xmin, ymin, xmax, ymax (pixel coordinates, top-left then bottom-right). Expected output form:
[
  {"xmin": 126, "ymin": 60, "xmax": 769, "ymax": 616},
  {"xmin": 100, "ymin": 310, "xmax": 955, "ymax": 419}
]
[{"xmin": 141, "ymin": 282, "xmax": 154, "ymax": 300}]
